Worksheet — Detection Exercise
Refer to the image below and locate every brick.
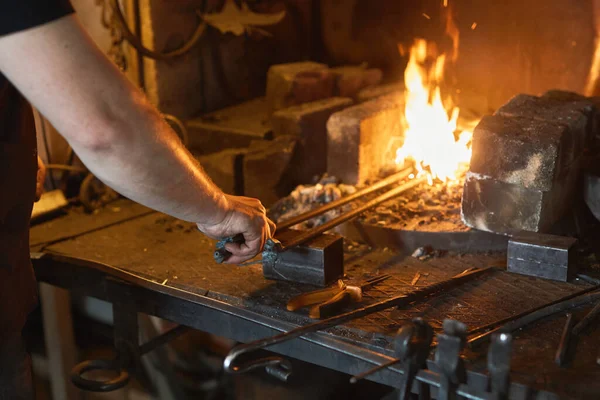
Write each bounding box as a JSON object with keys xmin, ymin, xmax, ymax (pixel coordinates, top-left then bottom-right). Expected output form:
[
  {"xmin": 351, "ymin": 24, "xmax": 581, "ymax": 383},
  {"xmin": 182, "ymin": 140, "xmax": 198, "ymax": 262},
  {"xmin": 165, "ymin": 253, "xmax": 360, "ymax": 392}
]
[
  {"xmin": 186, "ymin": 98, "xmax": 271, "ymax": 155},
  {"xmin": 272, "ymin": 97, "xmax": 353, "ymax": 184},
  {"xmin": 330, "ymin": 65, "xmax": 383, "ymax": 98},
  {"xmin": 356, "ymin": 82, "xmax": 404, "ymax": 103},
  {"xmin": 243, "ymin": 136, "xmax": 298, "ymax": 207},
  {"xmin": 469, "ymin": 114, "xmax": 574, "ymax": 192},
  {"xmin": 265, "ymin": 62, "xmax": 331, "ymax": 115},
  {"xmin": 196, "ymin": 148, "xmax": 246, "ymax": 195},
  {"xmin": 495, "ymin": 94, "xmax": 592, "ymax": 164},
  {"xmin": 327, "ymin": 94, "xmax": 403, "ymax": 185},
  {"xmin": 541, "ymin": 90, "xmax": 600, "ymax": 145},
  {"xmin": 461, "ymin": 167, "xmax": 580, "ymax": 234}
]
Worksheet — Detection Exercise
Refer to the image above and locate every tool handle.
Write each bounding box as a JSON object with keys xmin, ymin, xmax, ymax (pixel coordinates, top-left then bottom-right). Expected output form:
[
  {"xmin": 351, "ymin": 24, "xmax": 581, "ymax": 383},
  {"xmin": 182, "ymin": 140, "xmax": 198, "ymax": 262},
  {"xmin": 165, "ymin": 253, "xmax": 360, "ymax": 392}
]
[
  {"xmin": 309, "ymin": 287, "xmax": 362, "ymax": 319},
  {"xmin": 213, "ymin": 234, "xmax": 246, "ymax": 264},
  {"xmin": 286, "ymin": 280, "xmax": 345, "ymax": 311}
]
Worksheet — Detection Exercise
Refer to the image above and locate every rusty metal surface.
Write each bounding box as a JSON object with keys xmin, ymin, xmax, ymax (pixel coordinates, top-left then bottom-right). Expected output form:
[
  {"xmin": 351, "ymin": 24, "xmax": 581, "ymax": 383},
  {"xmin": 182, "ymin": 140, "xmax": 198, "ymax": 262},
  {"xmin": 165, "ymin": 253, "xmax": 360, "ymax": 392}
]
[{"xmin": 30, "ymin": 200, "xmax": 600, "ymax": 397}]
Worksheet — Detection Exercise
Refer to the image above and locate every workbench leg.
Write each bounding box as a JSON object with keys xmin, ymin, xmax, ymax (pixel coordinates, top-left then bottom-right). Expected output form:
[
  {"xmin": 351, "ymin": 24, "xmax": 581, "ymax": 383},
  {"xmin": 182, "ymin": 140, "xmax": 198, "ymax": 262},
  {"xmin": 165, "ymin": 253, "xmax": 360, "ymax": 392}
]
[
  {"xmin": 138, "ymin": 315, "xmax": 186, "ymax": 400},
  {"xmin": 40, "ymin": 283, "xmax": 80, "ymax": 400},
  {"xmin": 112, "ymin": 303, "xmax": 142, "ymax": 380}
]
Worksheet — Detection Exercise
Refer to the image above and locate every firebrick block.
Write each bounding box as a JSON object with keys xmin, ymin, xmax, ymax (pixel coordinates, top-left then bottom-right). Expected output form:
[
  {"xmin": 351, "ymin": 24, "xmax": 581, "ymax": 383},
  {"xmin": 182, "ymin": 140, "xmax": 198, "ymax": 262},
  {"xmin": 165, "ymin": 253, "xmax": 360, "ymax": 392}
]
[
  {"xmin": 495, "ymin": 94, "xmax": 591, "ymax": 166},
  {"xmin": 327, "ymin": 94, "xmax": 403, "ymax": 185},
  {"xmin": 461, "ymin": 168, "xmax": 580, "ymax": 234},
  {"xmin": 272, "ymin": 97, "xmax": 353, "ymax": 184},
  {"xmin": 356, "ymin": 82, "xmax": 404, "ymax": 103},
  {"xmin": 186, "ymin": 98, "xmax": 271, "ymax": 155},
  {"xmin": 541, "ymin": 90, "xmax": 600, "ymax": 144},
  {"xmin": 507, "ymin": 232, "xmax": 577, "ymax": 282},
  {"xmin": 196, "ymin": 148, "xmax": 246, "ymax": 195},
  {"xmin": 266, "ymin": 62, "xmax": 333, "ymax": 115},
  {"xmin": 330, "ymin": 65, "xmax": 383, "ymax": 98},
  {"xmin": 243, "ymin": 135, "xmax": 297, "ymax": 207},
  {"xmin": 469, "ymin": 114, "xmax": 577, "ymax": 192}
]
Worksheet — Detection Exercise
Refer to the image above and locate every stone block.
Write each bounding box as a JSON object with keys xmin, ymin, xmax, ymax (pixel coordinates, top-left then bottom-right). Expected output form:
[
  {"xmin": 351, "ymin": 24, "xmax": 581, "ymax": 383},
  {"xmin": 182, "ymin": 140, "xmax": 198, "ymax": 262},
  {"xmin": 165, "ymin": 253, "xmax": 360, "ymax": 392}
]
[
  {"xmin": 541, "ymin": 90, "xmax": 600, "ymax": 144},
  {"xmin": 186, "ymin": 98, "xmax": 272, "ymax": 155},
  {"xmin": 495, "ymin": 93, "xmax": 592, "ymax": 164},
  {"xmin": 327, "ymin": 94, "xmax": 403, "ymax": 185},
  {"xmin": 469, "ymin": 114, "xmax": 574, "ymax": 192},
  {"xmin": 356, "ymin": 82, "xmax": 404, "ymax": 103},
  {"xmin": 272, "ymin": 97, "xmax": 353, "ymax": 184},
  {"xmin": 243, "ymin": 136, "xmax": 298, "ymax": 206},
  {"xmin": 197, "ymin": 148, "xmax": 246, "ymax": 195},
  {"xmin": 461, "ymin": 166, "xmax": 581, "ymax": 234},
  {"xmin": 265, "ymin": 62, "xmax": 332, "ymax": 115},
  {"xmin": 330, "ymin": 65, "xmax": 383, "ymax": 98}
]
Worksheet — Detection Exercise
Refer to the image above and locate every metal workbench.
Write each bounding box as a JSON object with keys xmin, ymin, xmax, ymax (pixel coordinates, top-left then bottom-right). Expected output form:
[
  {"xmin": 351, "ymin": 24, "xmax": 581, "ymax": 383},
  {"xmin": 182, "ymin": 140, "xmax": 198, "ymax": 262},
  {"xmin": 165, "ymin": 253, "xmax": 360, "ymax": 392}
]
[{"xmin": 29, "ymin": 199, "xmax": 600, "ymax": 399}]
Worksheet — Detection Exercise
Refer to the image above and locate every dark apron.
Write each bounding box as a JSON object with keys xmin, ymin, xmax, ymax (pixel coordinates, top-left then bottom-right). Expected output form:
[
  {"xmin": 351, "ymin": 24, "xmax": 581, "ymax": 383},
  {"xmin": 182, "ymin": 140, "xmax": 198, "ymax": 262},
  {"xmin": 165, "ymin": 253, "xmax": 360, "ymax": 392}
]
[{"xmin": 0, "ymin": 77, "xmax": 39, "ymax": 340}]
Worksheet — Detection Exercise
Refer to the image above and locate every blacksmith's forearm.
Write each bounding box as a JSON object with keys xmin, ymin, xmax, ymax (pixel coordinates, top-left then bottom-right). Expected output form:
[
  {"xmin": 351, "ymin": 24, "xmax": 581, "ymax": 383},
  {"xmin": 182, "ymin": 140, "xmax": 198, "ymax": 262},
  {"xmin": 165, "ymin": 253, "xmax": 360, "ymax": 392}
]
[
  {"xmin": 69, "ymin": 95, "xmax": 228, "ymax": 224},
  {"xmin": 0, "ymin": 15, "xmax": 228, "ymax": 225}
]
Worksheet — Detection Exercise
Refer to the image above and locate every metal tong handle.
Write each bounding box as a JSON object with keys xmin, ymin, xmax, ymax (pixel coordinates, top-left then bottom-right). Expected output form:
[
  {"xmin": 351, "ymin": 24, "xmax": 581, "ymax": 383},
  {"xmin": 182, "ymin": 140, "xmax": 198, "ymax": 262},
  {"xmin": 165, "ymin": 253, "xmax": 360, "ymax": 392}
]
[{"xmin": 223, "ymin": 267, "xmax": 495, "ymax": 381}]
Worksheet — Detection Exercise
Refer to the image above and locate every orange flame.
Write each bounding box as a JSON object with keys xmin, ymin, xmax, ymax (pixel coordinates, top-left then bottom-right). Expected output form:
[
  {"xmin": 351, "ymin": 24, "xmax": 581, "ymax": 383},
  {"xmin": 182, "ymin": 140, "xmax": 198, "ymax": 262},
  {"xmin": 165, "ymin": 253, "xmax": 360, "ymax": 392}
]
[{"xmin": 395, "ymin": 39, "xmax": 472, "ymax": 185}]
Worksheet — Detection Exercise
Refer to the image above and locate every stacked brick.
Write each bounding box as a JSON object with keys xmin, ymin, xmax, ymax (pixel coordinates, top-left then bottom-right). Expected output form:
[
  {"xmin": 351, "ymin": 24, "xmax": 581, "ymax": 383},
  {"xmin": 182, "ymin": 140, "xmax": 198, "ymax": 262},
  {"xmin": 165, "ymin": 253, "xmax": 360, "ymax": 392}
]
[{"xmin": 462, "ymin": 91, "xmax": 598, "ymax": 234}]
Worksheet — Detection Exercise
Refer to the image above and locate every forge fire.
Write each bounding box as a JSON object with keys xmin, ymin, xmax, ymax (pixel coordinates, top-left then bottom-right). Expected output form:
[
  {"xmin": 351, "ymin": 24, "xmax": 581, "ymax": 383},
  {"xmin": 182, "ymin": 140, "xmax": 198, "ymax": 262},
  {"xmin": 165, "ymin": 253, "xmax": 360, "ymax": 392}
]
[{"xmin": 7, "ymin": 1, "xmax": 600, "ymax": 399}]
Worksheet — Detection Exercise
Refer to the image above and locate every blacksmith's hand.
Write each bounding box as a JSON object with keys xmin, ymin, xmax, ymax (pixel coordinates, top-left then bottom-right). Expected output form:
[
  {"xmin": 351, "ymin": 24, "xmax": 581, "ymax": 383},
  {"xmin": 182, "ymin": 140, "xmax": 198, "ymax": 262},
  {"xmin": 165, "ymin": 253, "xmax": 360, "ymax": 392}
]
[{"xmin": 196, "ymin": 195, "xmax": 276, "ymax": 264}]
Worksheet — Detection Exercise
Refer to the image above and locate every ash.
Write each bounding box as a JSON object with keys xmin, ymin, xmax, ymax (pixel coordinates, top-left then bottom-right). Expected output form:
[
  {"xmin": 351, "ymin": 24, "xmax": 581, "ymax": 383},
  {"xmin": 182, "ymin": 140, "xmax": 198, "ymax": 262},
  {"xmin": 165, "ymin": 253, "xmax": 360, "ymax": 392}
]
[
  {"xmin": 269, "ymin": 172, "xmax": 467, "ymax": 232},
  {"xmin": 268, "ymin": 175, "xmax": 357, "ymax": 229},
  {"xmin": 359, "ymin": 174, "xmax": 468, "ymax": 232}
]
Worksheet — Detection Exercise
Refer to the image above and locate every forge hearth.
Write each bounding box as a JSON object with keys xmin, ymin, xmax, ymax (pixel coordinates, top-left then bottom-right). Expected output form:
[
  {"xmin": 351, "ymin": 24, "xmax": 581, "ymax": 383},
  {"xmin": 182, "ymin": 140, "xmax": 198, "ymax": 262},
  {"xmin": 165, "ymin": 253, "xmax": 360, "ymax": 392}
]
[{"xmin": 269, "ymin": 172, "xmax": 508, "ymax": 254}]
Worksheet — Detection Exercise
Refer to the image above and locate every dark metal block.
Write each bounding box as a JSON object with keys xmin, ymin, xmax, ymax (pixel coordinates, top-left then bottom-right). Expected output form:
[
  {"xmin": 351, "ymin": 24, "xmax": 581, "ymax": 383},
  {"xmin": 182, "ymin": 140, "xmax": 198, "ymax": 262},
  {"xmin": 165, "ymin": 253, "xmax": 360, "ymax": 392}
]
[
  {"xmin": 507, "ymin": 232, "xmax": 577, "ymax": 282},
  {"xmin": 262, "ymin": 229, "xmax": 344, "ymax": 287}
]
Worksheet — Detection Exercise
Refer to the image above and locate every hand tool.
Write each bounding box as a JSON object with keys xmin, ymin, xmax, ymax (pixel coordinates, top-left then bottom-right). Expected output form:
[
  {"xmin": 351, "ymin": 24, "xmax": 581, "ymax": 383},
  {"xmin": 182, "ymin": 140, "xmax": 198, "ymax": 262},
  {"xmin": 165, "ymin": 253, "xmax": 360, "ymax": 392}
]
[
  {"xmin": 213, "ymin": 233, "xmax": 246, "ymax": 264},
  {"xmin": 223, "ymin": 267, "xmax": 495, "ymax": 381},
  {"xmin": 286, "ymin": 274, "xmax": 391, "ymax": 319},
  {"xmin": 394, "ymin": 318, "xmax": 434, "ymax": 400},
  {"xmin": 507, "ymin": 232, "xmax": 577, "ymax": 282},
  {"xmin": 435, "ymin": 319, "xmax": 467, "ymax": 400},
  {"xmin": 554, "ymin": 313, "xmax": 574, "ymax": 367},
  {"xmin": 487, "ymin": 333, "xmax": 512, "ymax": 400},
  {"xmin": 351, "ymin": 284, "xmax": 600, "ymax": 385}
]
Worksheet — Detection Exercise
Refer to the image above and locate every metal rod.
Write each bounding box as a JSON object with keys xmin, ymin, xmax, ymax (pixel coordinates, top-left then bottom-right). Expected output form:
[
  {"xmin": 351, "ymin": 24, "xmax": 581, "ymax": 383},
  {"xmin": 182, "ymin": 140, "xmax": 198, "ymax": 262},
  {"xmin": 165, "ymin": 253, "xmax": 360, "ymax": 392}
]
[
  {"xmin": 138, "ymin": 325, "xmax": 190, "ymax": 355},
  {"xmin": 282, "ymin": 176, "xmax": 426, "ymax": 249},
  {"xmin": 468, "ymin": 289, "xmax": 600, "ymax": 348},
  {"xmin": 572, "ymin": 300, "xmax": 600, "ymax": 336},
  {"xmin": 467, "ymin": 284, "xmax": 600, "ymax": 338},
  {"xmin": 223, "ymin": 267, "xmax": 495, "ymax": 375},
  {"xmin": 278, "ymin": 168, "xmax": 414, "ymax": 231},
  {"xmin": 554, "ymin": 313, "xmax": 574, "ymax": 366},
  {"xmin": 351, "ymin": 284, "xmax": 600, "ymax": 383}
]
